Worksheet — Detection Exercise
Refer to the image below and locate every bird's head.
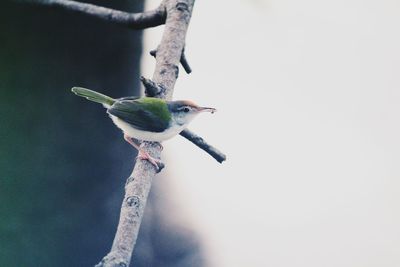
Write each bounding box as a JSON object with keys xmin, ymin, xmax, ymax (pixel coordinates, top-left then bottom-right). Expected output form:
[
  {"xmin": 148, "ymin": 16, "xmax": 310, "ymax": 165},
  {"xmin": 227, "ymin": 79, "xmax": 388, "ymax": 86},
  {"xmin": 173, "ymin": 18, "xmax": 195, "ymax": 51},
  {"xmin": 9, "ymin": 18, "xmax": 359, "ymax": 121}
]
[{"xmin": 168, "ymin": 100, "xmax": 216, "ymax": 126}]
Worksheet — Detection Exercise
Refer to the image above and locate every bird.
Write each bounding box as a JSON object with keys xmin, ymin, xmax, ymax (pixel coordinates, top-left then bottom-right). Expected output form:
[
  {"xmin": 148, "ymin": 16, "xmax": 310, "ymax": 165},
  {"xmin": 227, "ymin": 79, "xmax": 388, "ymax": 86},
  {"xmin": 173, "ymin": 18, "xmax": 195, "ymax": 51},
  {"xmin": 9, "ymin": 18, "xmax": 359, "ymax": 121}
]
[{"xmin": 71, "ymin": 87, "xmax": 216, "ymax": 169}]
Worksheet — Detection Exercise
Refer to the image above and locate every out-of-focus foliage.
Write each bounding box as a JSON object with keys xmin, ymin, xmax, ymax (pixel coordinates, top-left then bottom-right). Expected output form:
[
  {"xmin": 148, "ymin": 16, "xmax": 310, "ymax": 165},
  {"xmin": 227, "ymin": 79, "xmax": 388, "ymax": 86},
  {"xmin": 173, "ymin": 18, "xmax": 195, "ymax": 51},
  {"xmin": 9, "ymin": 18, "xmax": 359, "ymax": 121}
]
[{"xmin": 0, "ymin": 1, "xmax": 143, "ymax": 265}]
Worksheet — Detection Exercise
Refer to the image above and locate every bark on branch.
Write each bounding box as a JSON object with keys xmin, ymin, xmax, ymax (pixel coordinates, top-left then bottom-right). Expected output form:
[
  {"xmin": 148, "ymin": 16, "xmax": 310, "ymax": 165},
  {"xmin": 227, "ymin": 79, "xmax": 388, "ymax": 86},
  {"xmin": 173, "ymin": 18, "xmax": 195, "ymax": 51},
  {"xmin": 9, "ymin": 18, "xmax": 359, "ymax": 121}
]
[
  {"xmin": 96, "ymin": 0, "xmax": 197, "ymax": 266},
  {"xmin": 150, "ymin": 47, "xmax": 192, "ymax": 74},
  {"xmin": 21, "ymin": 0, "xmax": 166, "ymax": 29}
]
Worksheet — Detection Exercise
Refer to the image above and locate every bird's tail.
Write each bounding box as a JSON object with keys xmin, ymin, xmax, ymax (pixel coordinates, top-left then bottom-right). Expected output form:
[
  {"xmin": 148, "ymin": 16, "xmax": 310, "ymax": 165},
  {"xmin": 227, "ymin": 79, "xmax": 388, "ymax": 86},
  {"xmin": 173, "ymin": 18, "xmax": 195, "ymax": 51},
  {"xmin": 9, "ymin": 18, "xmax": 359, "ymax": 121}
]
[{"xmin": 71, "ymin": 87, "xmax": 115, "ymax": 107}]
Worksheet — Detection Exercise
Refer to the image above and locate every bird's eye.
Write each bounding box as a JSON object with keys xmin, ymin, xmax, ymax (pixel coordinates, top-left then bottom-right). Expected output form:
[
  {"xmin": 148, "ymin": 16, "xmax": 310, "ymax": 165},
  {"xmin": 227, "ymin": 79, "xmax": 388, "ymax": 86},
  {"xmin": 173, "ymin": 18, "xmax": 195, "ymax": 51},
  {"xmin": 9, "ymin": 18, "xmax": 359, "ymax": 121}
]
[{"xmin": 183, "ymin": 107, "xmax": 190, "ymax": 113}]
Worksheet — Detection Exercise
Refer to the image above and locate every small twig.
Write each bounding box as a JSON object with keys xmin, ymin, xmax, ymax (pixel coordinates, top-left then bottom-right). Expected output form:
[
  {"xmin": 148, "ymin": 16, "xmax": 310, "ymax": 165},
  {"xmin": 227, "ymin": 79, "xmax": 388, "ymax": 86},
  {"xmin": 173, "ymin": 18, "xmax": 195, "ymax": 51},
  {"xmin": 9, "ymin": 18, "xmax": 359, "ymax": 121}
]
[
  {"xmin": 180, "ymin": 129, "xmax": 226, "ymax": 163},
  {"xmin": 149, "ymin": 49, "xmax": 157, "ymax": 57},
  {"xmin": 21, "ymin": 0, "xmax": 166, "ymax": 29},
  {"xmin": 140, "ymin": 76, "xmax": 165, "ymax": 97},
  {"xmin": 149, "ymin": 47, "xmax": 192, "ymax": 74},
  {"xmin": 180, "ymin": 48, "xmax": 192, "ymax": 74}
]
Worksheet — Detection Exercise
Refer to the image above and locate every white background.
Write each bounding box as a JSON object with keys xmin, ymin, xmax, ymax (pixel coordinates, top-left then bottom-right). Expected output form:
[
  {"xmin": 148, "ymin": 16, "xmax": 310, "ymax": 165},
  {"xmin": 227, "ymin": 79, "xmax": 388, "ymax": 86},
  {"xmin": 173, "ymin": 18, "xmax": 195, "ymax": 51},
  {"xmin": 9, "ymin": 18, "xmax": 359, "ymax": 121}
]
[{"xmin": 143, "ymin": 0, "xmax": 400, "ymax": 266}]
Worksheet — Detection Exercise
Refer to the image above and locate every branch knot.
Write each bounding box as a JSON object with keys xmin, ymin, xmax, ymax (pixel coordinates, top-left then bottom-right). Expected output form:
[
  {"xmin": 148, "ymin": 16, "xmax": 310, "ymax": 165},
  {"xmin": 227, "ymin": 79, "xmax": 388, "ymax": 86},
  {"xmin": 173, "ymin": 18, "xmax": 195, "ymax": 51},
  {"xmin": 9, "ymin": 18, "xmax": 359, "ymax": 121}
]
[
  {"xmin": 125, "ymin": 196, "xmax": 140, "ymax": 208},
  {"xmin": 140, "ymin": 76, "xmax": 165, "ymax": 97},
  {"xmin": 176, "ymin": 2, "xmax": 189, "ymax": 11}
]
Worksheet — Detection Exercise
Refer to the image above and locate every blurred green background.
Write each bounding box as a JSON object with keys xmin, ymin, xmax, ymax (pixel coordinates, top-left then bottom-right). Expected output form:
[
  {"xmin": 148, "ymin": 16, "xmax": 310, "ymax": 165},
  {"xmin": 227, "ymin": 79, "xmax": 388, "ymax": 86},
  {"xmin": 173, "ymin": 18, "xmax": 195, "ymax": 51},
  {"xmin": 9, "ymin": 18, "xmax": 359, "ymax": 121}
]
[{"xmin": 0, "ymin": 1, "xmax": 203, "ymax": 266}]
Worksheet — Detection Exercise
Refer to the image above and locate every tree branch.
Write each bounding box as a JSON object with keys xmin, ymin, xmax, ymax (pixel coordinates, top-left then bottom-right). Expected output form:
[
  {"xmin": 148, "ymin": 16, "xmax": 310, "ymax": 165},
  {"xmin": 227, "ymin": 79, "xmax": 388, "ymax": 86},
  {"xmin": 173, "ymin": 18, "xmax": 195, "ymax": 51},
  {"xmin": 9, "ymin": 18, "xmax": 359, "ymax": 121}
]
[
  {"xmin": 180, "ymin": 129, "xmax": 226, "ymax": 163},
  {"xmin": 150, "ymin": 47, "xmax": 192, "ymax": 74},
  {"xmin": 180, "ymin": 47, "xmax": 192, "ymax": 74},
  {"xmin": 96, "ymin": 0, "xmax": 197, "ymax": 266},
  {"xmin": 21, "ymin": 0, "xmax": 166, "ymax": 29}
]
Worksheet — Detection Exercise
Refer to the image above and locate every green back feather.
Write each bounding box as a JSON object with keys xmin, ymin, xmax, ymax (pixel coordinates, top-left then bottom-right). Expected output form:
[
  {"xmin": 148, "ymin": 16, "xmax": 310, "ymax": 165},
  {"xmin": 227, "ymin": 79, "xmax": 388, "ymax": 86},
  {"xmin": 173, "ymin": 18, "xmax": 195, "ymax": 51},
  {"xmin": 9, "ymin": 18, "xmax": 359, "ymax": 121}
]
[
  {"xmin": 136, "ymin": 97, "xmax": 171, "ymax": 123},
  {"xmin": 107, "ymin": 97, "xmax": 171, "ymax": 132}
]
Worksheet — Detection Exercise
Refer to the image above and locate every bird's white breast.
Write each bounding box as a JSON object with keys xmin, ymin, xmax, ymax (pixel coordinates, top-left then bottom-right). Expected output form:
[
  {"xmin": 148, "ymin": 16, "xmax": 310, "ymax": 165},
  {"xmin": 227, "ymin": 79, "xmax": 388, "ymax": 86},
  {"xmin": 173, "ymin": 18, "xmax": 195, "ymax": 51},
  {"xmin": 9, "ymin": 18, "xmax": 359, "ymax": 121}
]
[{"xmin": 109, "ymin": 115, "xmax": 185, "ymax": 142}]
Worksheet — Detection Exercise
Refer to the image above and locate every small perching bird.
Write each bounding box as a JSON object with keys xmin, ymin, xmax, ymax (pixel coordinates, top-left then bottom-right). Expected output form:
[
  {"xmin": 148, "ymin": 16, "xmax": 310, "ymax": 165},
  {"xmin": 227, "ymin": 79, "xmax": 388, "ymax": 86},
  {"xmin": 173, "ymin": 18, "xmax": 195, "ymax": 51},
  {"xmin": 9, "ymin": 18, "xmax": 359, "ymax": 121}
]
[{"xmin": 71, "ymin": 87, "xmax": 216, "ymax": 169}]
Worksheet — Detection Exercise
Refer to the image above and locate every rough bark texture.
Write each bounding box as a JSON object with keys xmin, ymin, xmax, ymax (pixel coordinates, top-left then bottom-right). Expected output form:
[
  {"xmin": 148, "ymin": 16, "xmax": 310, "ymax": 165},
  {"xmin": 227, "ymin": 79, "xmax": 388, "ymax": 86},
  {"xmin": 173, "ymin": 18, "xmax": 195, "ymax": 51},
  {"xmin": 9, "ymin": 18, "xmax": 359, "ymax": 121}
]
[
  {"xmin": 150, "ymin": 47, "xmax": 192, "ymax": 74},
  {"xmin": 95, "ymin": 0, "xmax": 196, "ymax": 266}
]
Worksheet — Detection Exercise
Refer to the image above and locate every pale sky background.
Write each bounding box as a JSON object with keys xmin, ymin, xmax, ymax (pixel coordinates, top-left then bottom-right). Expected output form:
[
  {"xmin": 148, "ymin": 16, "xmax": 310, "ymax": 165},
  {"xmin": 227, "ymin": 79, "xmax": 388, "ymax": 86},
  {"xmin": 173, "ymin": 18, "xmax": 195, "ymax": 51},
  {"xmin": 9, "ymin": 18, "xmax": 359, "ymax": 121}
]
[{"xmin": 142, "ymin": 0, "xmax": 400, "ymax": 266}]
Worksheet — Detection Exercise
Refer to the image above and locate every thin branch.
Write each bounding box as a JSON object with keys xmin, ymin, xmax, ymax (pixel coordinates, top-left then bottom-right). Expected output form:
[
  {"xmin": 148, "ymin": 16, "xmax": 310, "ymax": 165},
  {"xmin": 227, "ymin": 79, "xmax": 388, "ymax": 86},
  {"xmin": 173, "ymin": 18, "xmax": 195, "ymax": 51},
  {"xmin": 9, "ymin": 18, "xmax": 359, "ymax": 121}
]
[
  {"xmin": 180, "ymin": 47, "xmax": 192, "ymax": 74},
  {"xmin": 21, "ymin": 0, "xmax": 166, "ymax": 29},
  {"xmin": 150, "ymin": 47, "xmax": 192, "ymax": 74},
  {"xmin": 180, "ymin": 129, "xmax": 226, "ymax": 163},
  {"xmin": 96, "ymin": 0, "xmax": 196, "ymax": 266}
]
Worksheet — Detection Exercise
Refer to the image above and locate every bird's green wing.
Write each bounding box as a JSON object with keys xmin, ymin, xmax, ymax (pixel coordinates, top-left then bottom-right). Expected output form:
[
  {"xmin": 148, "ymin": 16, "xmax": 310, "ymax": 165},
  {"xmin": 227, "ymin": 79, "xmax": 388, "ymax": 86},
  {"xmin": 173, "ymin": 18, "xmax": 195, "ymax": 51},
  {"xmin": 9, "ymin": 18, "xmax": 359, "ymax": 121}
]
[{"xmin": 107, "ymin": 97, "xmax": 171, "ymax": 133}]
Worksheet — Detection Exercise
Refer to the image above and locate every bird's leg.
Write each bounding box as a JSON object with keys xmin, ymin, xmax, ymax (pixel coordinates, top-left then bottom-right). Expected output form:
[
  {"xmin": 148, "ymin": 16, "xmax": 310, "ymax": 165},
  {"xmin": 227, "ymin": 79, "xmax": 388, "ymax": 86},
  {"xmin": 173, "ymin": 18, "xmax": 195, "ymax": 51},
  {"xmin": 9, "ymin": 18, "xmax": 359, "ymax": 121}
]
[
  {"xmin": 123, "ymin": 134, "xmax": 162, "ymax": 170},
  {"xmin": 123, "ymin": 134, "xmax": 141, "ymax": 149}
]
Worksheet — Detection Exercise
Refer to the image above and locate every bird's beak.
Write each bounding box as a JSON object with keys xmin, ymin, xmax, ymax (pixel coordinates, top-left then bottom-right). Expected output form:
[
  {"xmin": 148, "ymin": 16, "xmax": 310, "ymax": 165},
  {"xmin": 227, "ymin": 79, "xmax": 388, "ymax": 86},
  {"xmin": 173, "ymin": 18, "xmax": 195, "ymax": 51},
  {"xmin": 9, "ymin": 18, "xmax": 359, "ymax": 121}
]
[{"xmin": 198, "ymin": 107, "xmax": 217, "ymax": 114}]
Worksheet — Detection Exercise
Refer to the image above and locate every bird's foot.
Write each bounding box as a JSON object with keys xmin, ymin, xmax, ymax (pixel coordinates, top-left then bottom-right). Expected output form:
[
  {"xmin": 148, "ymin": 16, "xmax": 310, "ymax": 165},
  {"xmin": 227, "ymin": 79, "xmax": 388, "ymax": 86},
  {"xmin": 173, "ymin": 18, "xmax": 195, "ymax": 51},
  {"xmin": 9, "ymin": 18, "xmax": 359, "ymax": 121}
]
[
  {"xmin": 124, "ymin": 135, "xmax": 164, "ymax": 171},
  {"xmin": 137, "ymin": 150, "xmax": 163, "ymax": 171}
]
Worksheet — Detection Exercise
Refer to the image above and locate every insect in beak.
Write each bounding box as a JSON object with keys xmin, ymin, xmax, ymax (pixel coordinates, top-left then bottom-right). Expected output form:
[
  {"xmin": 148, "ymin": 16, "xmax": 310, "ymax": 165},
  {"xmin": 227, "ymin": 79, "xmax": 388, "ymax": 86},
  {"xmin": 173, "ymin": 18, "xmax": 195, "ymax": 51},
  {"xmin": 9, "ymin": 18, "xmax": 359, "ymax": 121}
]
[{"xmin": 198, "ymin": 107, "xmax": 217, "ymax": 114}]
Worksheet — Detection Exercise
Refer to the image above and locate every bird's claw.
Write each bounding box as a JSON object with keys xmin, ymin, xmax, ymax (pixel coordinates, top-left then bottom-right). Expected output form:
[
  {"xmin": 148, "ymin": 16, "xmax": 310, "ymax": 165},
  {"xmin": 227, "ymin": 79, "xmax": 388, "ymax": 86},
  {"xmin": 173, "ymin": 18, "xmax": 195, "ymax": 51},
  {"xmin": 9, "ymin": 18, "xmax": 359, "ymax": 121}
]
[{"xmin": 137, "ymin": 151, "xmax": 164, "ymax": 172}]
